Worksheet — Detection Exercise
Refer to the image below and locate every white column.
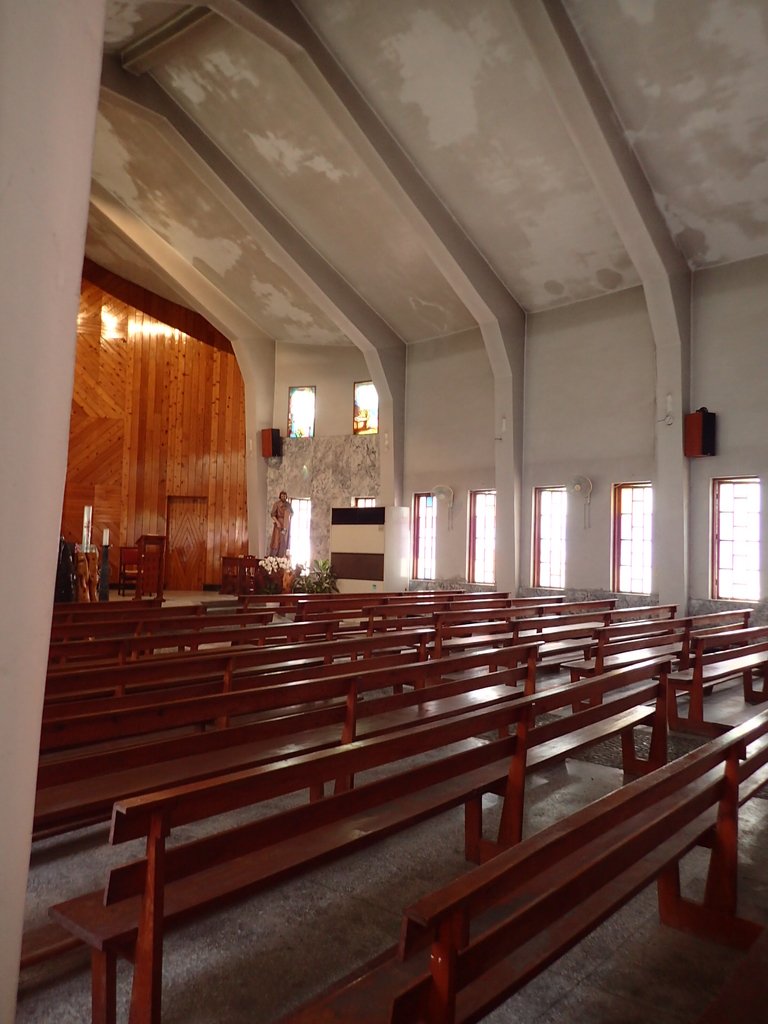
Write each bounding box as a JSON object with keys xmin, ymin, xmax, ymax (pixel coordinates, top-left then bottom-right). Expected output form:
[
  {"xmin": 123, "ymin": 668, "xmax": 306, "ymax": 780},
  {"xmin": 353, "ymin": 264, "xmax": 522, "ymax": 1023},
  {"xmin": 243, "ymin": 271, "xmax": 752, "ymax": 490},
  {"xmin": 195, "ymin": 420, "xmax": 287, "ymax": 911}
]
[
  {"xmin": 229, "ymin": 336, "xmax": 276, "ymax": 555},
  {"xmin": 0, "ymin": 1, "xmax": 106, "ymax": 1017}
]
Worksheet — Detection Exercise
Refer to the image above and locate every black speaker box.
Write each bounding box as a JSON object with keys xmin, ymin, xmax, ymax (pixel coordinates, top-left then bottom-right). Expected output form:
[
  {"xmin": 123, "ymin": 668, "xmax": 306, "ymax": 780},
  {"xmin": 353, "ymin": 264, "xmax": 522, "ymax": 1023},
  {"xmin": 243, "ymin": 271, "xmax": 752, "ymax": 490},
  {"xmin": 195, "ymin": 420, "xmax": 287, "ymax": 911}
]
[
  {"xmin": 684, "ymin": 408, "xmax": 716, "ymax": 457},
  {"xmin": 261, "ymin": 428, "xmax": 282, "ymax": 458}
]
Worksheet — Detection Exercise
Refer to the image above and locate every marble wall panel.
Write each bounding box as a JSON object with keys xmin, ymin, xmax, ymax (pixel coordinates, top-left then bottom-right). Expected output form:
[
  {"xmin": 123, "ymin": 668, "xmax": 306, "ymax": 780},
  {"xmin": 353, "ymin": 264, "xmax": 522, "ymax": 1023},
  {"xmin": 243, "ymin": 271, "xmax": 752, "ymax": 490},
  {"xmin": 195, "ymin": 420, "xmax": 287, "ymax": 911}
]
[{"xmin": 266, "ymin": 435, "xmax": 379, "ymax": 562}]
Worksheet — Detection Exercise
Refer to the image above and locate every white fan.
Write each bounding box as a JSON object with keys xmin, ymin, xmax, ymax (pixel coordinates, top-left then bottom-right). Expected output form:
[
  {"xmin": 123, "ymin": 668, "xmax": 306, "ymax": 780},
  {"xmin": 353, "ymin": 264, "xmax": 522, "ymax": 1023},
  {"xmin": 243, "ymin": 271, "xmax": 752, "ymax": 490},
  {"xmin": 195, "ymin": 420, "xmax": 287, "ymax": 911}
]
[
  {"xmin": 567, "ymin": 476, "xmax": 593, "ymax": 528},
  {"xmin": 431, "ymin": 485, "xmax": 455, "ymax": 529},
  {"xmin": 567, "ymin": 476, "xmax": 592, "ymax": 500}
]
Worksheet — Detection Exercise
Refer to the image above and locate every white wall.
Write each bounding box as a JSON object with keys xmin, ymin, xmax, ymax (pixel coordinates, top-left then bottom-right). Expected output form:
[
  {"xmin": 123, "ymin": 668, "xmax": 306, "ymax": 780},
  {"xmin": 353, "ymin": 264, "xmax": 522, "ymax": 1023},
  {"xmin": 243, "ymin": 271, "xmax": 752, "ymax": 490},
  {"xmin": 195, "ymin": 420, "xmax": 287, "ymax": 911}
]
[
  {"xmin": 405, "ymin": 328, "xmax": 495, "ymax": 581},
  {"xmin": 689, "ymin": 255, "xmax": 768, "ymax": 601},
  {"xmin": 273, "ymin": 341, "xmax": 373, "ymax": 437},
  {"xmin": 522, "ymin": 287, "xmax": 656, "ymax": 592}
]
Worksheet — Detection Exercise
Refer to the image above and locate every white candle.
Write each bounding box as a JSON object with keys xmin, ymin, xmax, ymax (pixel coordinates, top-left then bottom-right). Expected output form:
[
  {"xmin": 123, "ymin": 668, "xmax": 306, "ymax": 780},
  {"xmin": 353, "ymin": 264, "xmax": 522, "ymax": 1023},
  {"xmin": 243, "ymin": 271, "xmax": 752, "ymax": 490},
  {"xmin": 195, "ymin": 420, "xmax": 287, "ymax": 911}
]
[
  {"xmin": 82, "ymin": 505, "xmax": 93, "ymax": 547},
  {"xmin": 103, "ymin": 528, "xmax": 110, "ymax": 546}
]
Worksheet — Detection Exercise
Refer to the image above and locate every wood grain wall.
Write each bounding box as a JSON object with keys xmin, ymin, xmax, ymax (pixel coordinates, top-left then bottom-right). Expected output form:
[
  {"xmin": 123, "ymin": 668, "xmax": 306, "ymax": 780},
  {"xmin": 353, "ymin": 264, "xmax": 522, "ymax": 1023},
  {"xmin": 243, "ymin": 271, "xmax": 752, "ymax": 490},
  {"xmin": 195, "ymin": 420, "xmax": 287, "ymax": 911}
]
[{"xmin": 61, "ymin": 279, "xmax": 248, "ymax": 586}]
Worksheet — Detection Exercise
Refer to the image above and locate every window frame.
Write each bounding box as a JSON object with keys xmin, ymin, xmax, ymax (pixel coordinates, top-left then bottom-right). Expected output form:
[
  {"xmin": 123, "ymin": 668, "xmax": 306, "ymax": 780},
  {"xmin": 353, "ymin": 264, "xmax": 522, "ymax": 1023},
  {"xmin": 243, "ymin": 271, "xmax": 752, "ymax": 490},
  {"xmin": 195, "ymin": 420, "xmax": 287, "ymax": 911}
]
[
  {"xmin": 532, "ymin": 486, "xmax": 567, "ymax": 589},
  {"xmin": 351, "ymin": 497, "xmax": 376, "ymax": 508},
  {"xmin": 611, "ymin": 482, "xmax": 653, "ymax": 594},
  {"xmin": 468, "ymin": 489, "xmax": 496, "ymax": 585},
  {"xmin": 711, "ymin": 477, "xmax": 761, "ymax": 601},
  {"xmin": 412, "ymin": 492, "xmax": 437, "ymax": 581}
]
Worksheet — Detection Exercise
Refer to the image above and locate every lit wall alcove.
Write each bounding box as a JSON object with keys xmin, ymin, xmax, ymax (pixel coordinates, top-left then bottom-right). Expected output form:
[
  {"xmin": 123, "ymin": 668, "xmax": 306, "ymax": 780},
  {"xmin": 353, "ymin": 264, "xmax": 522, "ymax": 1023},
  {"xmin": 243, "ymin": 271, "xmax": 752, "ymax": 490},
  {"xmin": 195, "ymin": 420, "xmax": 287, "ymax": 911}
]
[{"xmin": 60, "ymin": 277, "xmax": 249, "ymax": 588}]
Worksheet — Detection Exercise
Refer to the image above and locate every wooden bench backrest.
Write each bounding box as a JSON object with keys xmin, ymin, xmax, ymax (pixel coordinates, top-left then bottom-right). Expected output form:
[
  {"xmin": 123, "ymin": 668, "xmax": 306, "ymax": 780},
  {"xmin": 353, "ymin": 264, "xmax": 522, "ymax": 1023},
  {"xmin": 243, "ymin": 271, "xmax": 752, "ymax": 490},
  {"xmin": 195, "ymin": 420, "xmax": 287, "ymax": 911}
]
[
  {"xmin": 39, "ymin": 643, "xmax": 539, "ymax": 754},
  {"xmin": 108, "ymin": 656, "xmax": 670, "ymax": 850},
  {"xmin": 45, "ymin": 626, "xmax": 434, "ymax": 690},
  {"xmin": 390, "ymin": 706, "xmax": 768, "ymax": 1023}
]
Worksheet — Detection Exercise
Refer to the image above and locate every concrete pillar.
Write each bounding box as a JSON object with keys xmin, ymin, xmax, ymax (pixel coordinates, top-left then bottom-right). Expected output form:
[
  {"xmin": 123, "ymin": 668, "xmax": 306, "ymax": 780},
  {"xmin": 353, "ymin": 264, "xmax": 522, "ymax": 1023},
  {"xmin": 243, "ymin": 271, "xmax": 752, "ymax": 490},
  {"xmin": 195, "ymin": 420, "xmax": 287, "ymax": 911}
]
[
  {"xmin": 0, "ymin": 1, "xmax": 106, "ymax": 1017},
  {"xmin": 229, "ymin": 336, "xmax": 276, "ymax": 555}
]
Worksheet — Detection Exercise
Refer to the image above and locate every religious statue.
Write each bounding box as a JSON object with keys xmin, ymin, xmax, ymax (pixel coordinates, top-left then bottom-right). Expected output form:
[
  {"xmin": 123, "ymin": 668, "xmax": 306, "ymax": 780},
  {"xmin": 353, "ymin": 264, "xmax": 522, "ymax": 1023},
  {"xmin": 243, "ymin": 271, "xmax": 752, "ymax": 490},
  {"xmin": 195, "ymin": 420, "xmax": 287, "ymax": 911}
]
[{"xmin": 268, "ymin": 491, "xmax": 293, "ymax": 558}]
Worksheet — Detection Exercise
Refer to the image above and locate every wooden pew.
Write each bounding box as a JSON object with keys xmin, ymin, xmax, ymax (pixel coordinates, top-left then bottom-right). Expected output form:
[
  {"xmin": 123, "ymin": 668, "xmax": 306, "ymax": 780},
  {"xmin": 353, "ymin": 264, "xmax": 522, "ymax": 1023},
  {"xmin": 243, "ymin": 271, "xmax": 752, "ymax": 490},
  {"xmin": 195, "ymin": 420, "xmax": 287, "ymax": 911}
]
[
  {"xmin": 668, "ymin": 623, "xmax": 768, "ymax": 735},
  {"xmin": 43, "ymin": 628, "xmax": 435, "ymax": 704},
  {"xmin": 48, "ymin": 606, "xmax": 277, "ymax": 643},
  {"xmin": 49, "ymin": 658, "xmax": 670, "ymax": 1024},
  {"xmin": 46, "ymin": 616, "xmax": 297, "ymax": 665},
  {"xmin": 565, "ymin": 609, "xmax": 752, "ymax": 683},
  {"xmin": 34, "ymin": 645, "xmax": 539, "ymax": 838},
  {"xmin": 433, "ymin": 606, "xmax": 614, "ymax": 660},
  {"xmin": 283, "ymin": 705, "xmax": 768, "ymax": 1024}
]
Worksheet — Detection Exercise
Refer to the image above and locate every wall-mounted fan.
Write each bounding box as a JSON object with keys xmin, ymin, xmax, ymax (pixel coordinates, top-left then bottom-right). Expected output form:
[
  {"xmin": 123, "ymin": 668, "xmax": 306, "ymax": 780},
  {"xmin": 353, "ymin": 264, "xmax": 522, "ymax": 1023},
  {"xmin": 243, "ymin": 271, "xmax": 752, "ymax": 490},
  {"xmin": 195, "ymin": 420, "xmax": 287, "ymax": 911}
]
[
  {"xmin": 567, "ymin": 476, "xmax": 593, "ymax": 528},
  {"xmin": 431, "ymin": 485, "xmax": 455, "ymax": 530}
]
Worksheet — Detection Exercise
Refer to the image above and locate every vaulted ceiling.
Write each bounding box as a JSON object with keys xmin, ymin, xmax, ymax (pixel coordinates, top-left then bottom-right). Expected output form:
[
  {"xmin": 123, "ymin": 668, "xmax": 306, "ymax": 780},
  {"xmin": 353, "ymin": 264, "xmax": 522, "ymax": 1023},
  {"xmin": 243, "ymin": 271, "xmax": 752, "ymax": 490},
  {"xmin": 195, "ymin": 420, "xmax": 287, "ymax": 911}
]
[{"xmin": 88, "ymin": 0, "xmax": 768, "ymax": 350}]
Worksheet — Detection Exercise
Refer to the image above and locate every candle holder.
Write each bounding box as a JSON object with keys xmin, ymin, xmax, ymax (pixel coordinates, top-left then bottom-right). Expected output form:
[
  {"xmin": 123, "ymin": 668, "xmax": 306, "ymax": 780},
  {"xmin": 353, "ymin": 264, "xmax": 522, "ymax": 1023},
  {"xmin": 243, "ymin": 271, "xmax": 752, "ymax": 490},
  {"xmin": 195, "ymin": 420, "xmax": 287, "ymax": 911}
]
[{"xmin": 99, "ymin": 544, "xmax": 111, "ymax": 602}]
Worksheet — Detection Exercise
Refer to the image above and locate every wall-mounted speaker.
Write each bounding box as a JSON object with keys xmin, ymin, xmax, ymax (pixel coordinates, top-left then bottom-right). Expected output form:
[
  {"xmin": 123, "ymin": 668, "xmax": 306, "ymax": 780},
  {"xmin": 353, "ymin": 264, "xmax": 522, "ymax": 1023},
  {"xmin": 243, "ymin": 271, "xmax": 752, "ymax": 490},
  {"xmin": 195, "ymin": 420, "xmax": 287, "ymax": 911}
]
[
  {"xmin": 261, "ymin": 428, "xmax": 282, "ymax": 458},
  {"xmin": 684, "ymin": 408, "xmax": 716, "ymax": 458}
]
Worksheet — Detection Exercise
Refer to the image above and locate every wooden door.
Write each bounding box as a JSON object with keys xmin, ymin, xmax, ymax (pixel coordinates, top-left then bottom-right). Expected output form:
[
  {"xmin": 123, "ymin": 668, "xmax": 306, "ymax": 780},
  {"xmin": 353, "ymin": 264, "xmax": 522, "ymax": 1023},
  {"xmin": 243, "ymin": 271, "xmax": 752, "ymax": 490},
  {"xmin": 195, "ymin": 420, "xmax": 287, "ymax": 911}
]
[{"xmin": 166, "ymin": 497, "xmax": 208, "ymax": 591}]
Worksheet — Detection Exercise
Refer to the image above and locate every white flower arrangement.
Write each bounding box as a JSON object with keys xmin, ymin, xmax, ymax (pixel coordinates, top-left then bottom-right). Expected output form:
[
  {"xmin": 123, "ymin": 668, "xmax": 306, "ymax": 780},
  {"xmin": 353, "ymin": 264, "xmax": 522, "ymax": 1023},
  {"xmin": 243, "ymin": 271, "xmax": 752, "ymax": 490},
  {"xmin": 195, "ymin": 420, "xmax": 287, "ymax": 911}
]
[{"xmin": 258, "ymin": 556, "xmax": 294, "ymax": 574}]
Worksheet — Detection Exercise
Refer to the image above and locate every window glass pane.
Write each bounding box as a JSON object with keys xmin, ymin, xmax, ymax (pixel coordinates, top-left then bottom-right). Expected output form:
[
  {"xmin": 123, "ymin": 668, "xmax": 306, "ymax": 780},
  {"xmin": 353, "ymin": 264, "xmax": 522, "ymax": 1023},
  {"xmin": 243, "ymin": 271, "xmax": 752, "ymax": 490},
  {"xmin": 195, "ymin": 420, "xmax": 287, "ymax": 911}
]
[
  {"xmin": 469, "ymin": 490, "xmax": 496, "ymax": 584},
  {"xmin": 353, "ymin": 381, "xmax": 379, "ymax": 435},
  {"xmin": 413, "ymin": 493, "xmax": 437, "ymax": 579},
  {"xmin": 535, "ymin": 487, "xmax": 566, "ymax": 588},
  {"xmin": 714, "ymin": 478, "xmax": 760, "ymax": 599},
  {"xmin": 288, "ymin": 386, "xmax": 316, "ymax": 438},
  {"xmin": 613, "ymin": 483, "xmax": 652, "ymax": 593},
  {"xmin": 289, "ymin": 498, "xmax": 312, "ymax": 569}
]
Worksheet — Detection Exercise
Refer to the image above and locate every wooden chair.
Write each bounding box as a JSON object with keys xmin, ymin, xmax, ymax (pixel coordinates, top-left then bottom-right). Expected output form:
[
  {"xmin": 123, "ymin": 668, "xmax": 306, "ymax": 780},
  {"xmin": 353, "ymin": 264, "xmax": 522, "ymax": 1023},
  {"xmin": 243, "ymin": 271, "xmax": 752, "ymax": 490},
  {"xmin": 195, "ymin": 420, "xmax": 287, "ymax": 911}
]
[
  {"xmin": 135, "ymin": 535, "xmax": 166, "ymax": 601},
  {"xmin": 117, "ymin": 546, "xmax": 138, "ymax": 595}
]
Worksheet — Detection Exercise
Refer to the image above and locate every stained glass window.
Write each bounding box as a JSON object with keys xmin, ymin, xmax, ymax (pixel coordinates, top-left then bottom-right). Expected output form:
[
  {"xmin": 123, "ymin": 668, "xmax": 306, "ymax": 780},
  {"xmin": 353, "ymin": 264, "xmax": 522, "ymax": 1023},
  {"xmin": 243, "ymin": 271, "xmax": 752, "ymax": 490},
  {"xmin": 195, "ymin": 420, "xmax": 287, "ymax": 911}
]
[
  {"xmin": 288, "ymin": 386, "xmax": 315, "ymax": 438},
  {"xmin": 353, "ymin": 381, "xmax": 379, "ymax": 435}
]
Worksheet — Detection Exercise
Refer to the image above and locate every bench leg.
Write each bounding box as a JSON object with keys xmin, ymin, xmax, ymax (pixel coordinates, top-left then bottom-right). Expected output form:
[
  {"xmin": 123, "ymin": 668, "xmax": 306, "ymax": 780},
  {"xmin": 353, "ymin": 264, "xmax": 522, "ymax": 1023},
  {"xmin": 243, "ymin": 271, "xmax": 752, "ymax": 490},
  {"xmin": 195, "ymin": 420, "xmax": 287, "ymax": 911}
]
[
  {"xmin": 744, "ymin": 668, "xmax": 768, "ymax": 704},
  {"xmin": 92, "ymin": 948, "xmax": 117, "ymax": 1024}
]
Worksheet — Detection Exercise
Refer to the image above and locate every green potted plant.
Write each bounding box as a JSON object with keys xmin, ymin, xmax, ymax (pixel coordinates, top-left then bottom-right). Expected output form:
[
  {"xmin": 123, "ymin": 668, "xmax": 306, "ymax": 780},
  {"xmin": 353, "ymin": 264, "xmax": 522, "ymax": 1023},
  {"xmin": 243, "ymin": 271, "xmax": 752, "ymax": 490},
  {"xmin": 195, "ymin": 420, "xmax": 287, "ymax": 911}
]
[{"xmin": 293, "ymin": 558, "xmax": 339, "ymax": 594}]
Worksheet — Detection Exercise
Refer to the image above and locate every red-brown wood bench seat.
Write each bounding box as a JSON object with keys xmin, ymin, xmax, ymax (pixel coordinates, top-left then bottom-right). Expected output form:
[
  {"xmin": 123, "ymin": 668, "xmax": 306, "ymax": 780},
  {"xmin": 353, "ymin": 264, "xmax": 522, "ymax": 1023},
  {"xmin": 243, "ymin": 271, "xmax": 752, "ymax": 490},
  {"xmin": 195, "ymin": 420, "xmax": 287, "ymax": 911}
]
[
  {"xmin": 668, "ymin": 624, "xmax": 768, "ymax": 735},
  {"xmin": 49, "ymin": 658, "xmax": 671, "ymax": 1024},
  {"xmin": 282, "ymin": 705, "xmax": 768, "ymax": 1024}
]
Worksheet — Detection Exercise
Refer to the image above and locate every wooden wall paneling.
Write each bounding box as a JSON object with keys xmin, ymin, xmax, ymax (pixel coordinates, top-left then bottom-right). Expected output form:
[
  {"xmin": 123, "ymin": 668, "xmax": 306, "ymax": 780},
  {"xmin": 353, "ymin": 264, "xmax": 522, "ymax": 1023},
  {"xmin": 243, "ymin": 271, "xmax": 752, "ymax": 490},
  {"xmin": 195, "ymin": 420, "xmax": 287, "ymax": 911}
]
[
  {"xmin": 207, "ymin": 349, "xmax": 223, "ymax": 582},
  {"xmin": 236, "ymin": 374, "xmax": 247, "ymax": 557},
  {"xmin": 122, "ymin": 307, "xmax": 138, "ymax": 545},
  {"xmin": 62, "ymin": 282, "xmax": 249, "ymax": 595},
  {"xmin": 219, "ymin": 355, "xmax": 235, "ymax": 578},
  {"xmin": 166, "ymin": 333, "xmax": 182, "ymax": 498}
]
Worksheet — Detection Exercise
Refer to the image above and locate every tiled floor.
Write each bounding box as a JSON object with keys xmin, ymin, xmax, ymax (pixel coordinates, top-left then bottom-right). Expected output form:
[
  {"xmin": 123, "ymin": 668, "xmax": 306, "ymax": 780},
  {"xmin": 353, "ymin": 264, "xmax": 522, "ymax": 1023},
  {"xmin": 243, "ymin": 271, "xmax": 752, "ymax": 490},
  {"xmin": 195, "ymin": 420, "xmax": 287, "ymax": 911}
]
[{"xmin": 17, "ymin": 609, "xmax": 768, "ymax": 1023}]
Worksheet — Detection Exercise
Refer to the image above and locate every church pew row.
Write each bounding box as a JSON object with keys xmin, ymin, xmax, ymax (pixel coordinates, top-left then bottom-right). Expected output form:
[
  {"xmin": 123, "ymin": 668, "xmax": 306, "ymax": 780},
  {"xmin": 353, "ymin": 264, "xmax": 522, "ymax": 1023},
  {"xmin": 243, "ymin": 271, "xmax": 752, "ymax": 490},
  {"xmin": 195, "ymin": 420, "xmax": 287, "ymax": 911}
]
[
  {"xmin": 43, "ymin": 628, "xmax": 438, "ymax": 705},
  {"xmin": 51, "ymin": 599, "xmax": 188, "ymax": 622},
  {"xmin": 282, "ymin": 703, "xmax": 768, "ymax": 1024},
  {"xmin": 46, "ymin": 601, "xmax": 534, "ymax": 666},
  {"xmin": 46, "ymin": 614, "xmax": 352, "ymax": 665},
  {"xmin": 34, "ymin": 645, "xmax": 539, "ymax": 830},
  {"xmin": 668, "ymin": 624, "xmax": 768, "ymax": 735},
  {"xmin": 49, "ymin": 658, "xmax": 671, "ymax": 1024},
  {"xmin": 48, "ymin": 607, "xmax": 280, "ymax": 644},
  {"xmin": 565, "ymin": 609, "xmax": 753, "ymax": 681},
  {"xmin": 433, "ymin": 602, "xmax": 680, "ymax": 663}
]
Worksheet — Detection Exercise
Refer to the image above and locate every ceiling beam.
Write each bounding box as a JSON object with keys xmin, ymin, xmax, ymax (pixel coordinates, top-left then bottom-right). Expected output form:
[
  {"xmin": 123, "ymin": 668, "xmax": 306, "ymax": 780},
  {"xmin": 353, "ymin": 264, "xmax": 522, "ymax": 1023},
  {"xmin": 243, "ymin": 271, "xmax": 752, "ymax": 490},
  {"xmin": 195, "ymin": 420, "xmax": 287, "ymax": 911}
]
[
  {"xmin": 208, "ymin": 0, "xmax": 526, "ymax": 367},
  {"xmin": 101, "ymin": 55, "xmax": 405, "ymax": 358},
  {"xmin": 208, "ymin": 0, "xmax": 526, "ymax": 588},
  {"xmin": 101, "ymin": 55, "xmax": 407, "ymax": 503},
  {"xmin": 89, "ymin": 182, "xmax": 271, "ymax": 344},
  {"xmin": 122, "ymin": 8, "xmax": 217, "ymax": 75},
  {"xmin": 511, "ymin": 0, "xmax": 691, "ymax": 610}
]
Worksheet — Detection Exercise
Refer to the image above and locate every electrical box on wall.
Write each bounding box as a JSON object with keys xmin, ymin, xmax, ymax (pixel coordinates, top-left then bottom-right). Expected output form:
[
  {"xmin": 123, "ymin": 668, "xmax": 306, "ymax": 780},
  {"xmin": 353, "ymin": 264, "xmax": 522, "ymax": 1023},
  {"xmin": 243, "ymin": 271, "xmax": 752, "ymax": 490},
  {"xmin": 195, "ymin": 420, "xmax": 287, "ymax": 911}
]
[{"xmin": 684, "ymin": 408, "xmax": 716, "ymax": 458}]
